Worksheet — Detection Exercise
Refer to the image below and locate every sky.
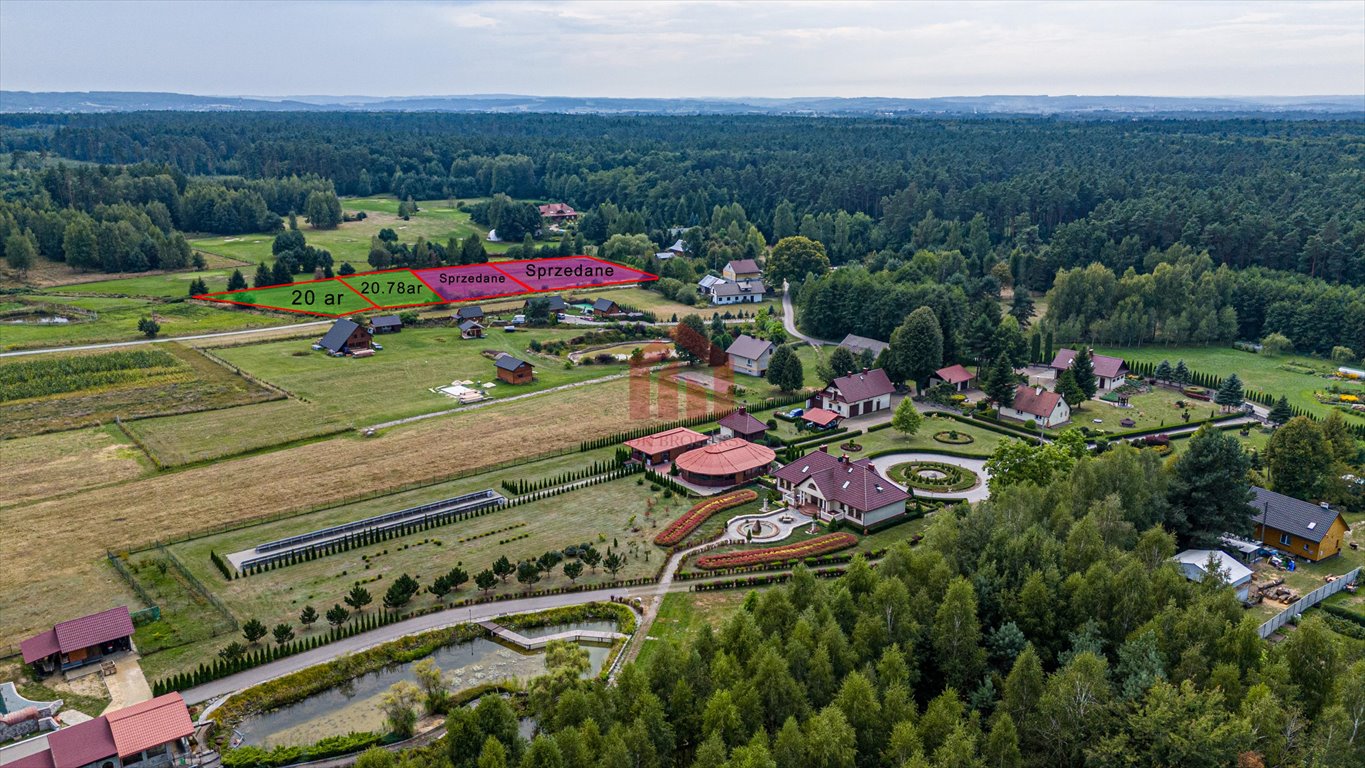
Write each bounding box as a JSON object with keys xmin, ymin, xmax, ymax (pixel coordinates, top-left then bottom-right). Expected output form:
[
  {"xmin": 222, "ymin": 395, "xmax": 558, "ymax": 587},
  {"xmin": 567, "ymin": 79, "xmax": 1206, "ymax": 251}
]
[{"xmin": 1, "ymin": 0, "xmax": 1362, "ymax": 98}]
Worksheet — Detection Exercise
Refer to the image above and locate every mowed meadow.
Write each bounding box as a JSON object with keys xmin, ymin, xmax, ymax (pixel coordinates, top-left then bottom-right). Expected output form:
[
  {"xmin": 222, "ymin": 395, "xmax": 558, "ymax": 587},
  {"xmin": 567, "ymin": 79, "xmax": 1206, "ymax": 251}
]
[{"xmin": 0, "ymin": 372, "xmax": 732, "ymax": 647}]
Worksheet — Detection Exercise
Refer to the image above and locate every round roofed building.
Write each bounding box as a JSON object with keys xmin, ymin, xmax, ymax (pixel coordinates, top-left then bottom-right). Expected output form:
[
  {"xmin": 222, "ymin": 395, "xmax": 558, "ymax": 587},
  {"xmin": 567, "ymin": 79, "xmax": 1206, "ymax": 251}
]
[{"xmin": 673, "ymin": 438, "xmax": 776, "ymax": 487}]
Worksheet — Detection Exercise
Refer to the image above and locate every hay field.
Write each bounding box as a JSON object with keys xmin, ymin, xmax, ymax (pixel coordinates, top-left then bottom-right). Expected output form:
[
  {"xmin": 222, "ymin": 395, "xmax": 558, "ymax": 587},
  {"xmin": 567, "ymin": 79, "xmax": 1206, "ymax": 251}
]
[
  {"xmin": 0, "ymin": 425, "xmax": 149, "ymax": 508},
  {"xmin": 0, "ymin": 374, "xmax": 727, "ymax": 646},
  {"xmin": 122, "ymin": 399, "xmax": 350, "ymax": 467}
]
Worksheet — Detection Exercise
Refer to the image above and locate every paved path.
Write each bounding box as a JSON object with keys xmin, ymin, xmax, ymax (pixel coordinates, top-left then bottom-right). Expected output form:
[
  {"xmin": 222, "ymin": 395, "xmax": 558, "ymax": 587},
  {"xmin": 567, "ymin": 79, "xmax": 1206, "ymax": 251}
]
[
  {"xmin": 867, "ymin": 452, "xmax": 993, "ymax": 503},
  {"xmin": 724, "ymin": 508, "xmax": 816, "ymax": 543},
  {"xmin": 781, "ymin": 281, "xmax": 836, "ymax": 346},
  {"xmin": 0, "ymin": 320, "xmax": 329, "ymax": 358}
]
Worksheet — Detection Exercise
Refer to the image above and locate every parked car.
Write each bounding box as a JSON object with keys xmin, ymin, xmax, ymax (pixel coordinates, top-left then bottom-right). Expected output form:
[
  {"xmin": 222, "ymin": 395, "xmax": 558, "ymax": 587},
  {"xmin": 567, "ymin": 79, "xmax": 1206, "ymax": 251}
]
[
  {"xmin": 372, "ymin": 342, "xmax": 384, "ymax": 351},
  {"xmin": 311, "ymin": 343, "xmax": 323, "ymax": 351},
  {"xmin": 512, "ymin": 314, "xmax": 526, "ymax": 325}
]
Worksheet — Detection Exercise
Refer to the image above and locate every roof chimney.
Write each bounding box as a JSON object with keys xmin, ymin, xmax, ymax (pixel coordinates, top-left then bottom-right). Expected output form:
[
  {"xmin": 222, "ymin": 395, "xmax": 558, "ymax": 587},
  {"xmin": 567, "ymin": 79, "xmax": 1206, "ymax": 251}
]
[
  {"xmin": 818, "ymin": 445, "xmax": 829, "ymax": 453},
  {"xmin": 1035, "ymin": 386, "xmax": 1043, "ymax": 396}
]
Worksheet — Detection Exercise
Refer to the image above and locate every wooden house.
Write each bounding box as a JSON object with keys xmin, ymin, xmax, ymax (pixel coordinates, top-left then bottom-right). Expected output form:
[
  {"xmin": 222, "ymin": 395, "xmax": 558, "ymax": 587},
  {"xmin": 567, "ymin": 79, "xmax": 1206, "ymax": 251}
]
[
  {"xmin": 319, "ymin": 318, "xmax": 372, "ymax": 355},
  {"xmin": 1249, "ymin": 486, "xmax": 1350, "ymax": 561},
  {"xmin": 370, "ymin": 315, "xmax": 403, "ymax": 334},
  {"xmin": 459, "ymin": 319, "xmax": 485, "ymax": 339},
  {"xmin": 494, "ymin": 354, "xmax": 534, "ymax": 384},
  {"xmin": 591, "ymin": 297, "xmax": 620, "ymax": 318}
]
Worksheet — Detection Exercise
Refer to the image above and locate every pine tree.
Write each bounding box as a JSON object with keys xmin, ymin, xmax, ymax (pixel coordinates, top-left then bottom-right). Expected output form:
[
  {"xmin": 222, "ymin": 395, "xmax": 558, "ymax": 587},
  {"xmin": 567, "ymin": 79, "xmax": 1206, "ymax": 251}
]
[
  {"xmin": 1009, "ymin": 288, "xmax": 1034, "ymax": 328},
  {"xmin": 1154, "ymin": 360, "xmax": 1173, "ymax": 382},
  {"xmin": 1071, "ymin": 347, "xmax": 1098, "ymax": 400},
  {"xmin": 982, "ymin": 353, "xmax": 1018, "ymax": 409},
  {"xmin": 252, "ymin": 262, "xmax": 272, "ymax": 288},
  {"xmin": 227, "ymin": 269, "xmax": 247, "ymax": 291},
  {"xmin": 1214, "ymin": 373, "xmax": 1244, "ymax": 411},
  {"xmin": 1173, "ymin": 360, "xmax": 1191, "ymax": 387}
]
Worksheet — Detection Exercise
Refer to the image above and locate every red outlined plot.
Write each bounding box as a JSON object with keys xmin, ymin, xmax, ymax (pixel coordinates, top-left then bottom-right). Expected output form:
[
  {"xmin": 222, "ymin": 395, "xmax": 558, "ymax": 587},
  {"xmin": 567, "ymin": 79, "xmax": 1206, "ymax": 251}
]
[{"xmin": 193, "ymin": 256, "xmax": 658, "ymax": 317}]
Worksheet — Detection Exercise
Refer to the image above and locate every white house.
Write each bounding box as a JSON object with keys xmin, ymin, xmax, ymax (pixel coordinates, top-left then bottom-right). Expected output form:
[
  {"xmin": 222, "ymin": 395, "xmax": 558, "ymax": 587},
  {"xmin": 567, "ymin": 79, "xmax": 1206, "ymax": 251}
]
[
  {"xmin": 1173, "ymin": 549, "xmax": 1255, "ymax": 602},
  {"xmin": 710, "ymin": 280, "xmax": 766, "ymax": 305},
  {"xmin": 772, "ymin": 448, "xmax": 909, "ymax": 531},
  {"xmin": 999, "ymin": 386, "xmax": 1071, "ymax": 428},
  {"xmin": 813, "ymin": 368, "xmax": 894, "ymax": 418},
  {"xmin": 1049, "ymin": 348, "xmax": 1129, "ymax": 391},
  {"xmin": 697, "ymin": 275, "xmax": 727, "ymax": 295},
  {"xmin": 725, "ymin": 334, "xmax": 774, "ymax": 377}
]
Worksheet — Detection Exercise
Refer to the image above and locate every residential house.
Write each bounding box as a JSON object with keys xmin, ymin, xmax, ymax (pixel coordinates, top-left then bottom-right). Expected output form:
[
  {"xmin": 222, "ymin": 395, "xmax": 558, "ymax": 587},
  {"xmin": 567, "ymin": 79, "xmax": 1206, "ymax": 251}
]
[
  {"xmin": 838, "ymin": 334, "xmax": 889, "ymax": 361},
  {"xmin": 1173, "ymin": 549, "xmax": 1255, "ymax": 602},
  {"xmin": 525, "ymin": 295, "xmax": 568, "ymax": 314},
  {"xmin": 814, "ymin": 368, "xmax": 895, "ymax": 418},
  {"xmin": 665, "ymin": 239, "xmax": 689, "ymax": 257},
  {"xmin": 494, "ymin": 354, "xmax": 534, "ymax": 385},
  {"xmin": 538, "ymin": 203, "xmax": 578, "ymax": 222},
  {"xmin": 1000, "ymin": 386, "xmax": 1071, "ymax": 428},
  {"xmin": 673, "ymin": 438, "xmax": 776, "ymax": 488},
  {"xmin": 773, "ymin": 447, "xmax": 910, "ymax": 531},
  {"xmin": 717, "ymin": 407, "xmax": 768, "ymax": 441},
  {"xmin": 370, "ymin": 315, "xmax": 403, "ymax": 334},
  {"xmin": 6, "ymin": 693, "xmax": 195, "ymax": 768},
  {"xmin": 723, "ymin": 259, "xmax": 762, "ymax": 281},
  {"xmin": 455, "ymin": 306, "xmax": 484, "ymax": 324},
  {"xmin": 710, "ymin": 280, "xmax": 766, "ymax": 305},
  {"xmin": 591, "ymin": 297, "xmax": 620, "ymax": 318},
  {"xmin": 459, "ymin": 319, "xmax": 485, "ymax": 339},
  {"xmin": 725, "ymin": 335, "xmax": 775, "ymax": 377},
  {"xmin": 1049, "ymin": 348, "xmax": 1129, "ymax": 391},
  {"xmin": 624, "ymin": 427, "xmax": 709, "ymax": 466},
  {"xmin": 318, "ymin": 318, "xmax": 372, "ymax": 355},
  {"xmin": 1249, "ymin": 486, "xmax": 1350, "ymax": 562},
  {"xmin": 697, "ymin": 275, "xmax": 727, "ymax": 296},
  {"xmin": 21, "ymin": 606, "xmax": 134, "ymax": 676},
  {"xmin": 931, "ymin": 364, "xmax": 976, "ymax": 392}
]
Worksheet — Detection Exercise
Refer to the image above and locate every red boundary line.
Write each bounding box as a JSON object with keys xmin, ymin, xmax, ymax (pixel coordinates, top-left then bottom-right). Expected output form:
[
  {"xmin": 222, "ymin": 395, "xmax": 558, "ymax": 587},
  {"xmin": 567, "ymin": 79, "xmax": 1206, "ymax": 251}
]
[{"xmin": 192, "ymin": 255, "xmax": 658, "ymax": 318}]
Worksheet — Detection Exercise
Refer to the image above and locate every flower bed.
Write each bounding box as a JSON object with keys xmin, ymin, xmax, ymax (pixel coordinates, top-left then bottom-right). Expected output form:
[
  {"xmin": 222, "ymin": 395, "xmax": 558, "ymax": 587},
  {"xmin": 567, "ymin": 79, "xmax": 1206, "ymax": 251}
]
[
  {"xmin": 888, "ymin": 461, "xmax": 978, "ymax": 492},
  {"xmin": 654, "ymin": 489, "xmax": 758, "ymax": 546},
  {"xmin": 839, "ymin": 441, "xmax": 863, "ymax": 452},
  {"xmin": 695, "ymin": 533, "xmax": 857, "ymax": 570},
  {"xmin": 932, "ymin": 430, "xmax": 974, "ymax": 445}
]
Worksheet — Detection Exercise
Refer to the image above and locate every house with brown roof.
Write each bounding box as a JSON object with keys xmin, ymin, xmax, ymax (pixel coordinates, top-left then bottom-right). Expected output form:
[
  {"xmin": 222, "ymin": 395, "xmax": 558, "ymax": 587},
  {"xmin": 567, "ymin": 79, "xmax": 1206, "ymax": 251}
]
[
  {"xmin": 5, "ymin": 693, "xmax": 195, "ymax": 768},
  {"xmin": 624, "ymin": 427, "xmax": 709, "ymax": 466},
  {"xmin": 773, "ymin": 447, "xmax": 910, "ymax": 531},
  {"xmin": 20, "ymin": 606, "xmax": 134, "ymax": 676},
  {"xmin": 725, "ymin": 334, "xmax": 775, "ymax": 377},
  {"xmin": 538, "ymin": 203, "xmax": 578, "ymax": 222},
  {"xmin": 493, "ymin": 353, "xmax": 533, "ymax": 385},
  {"xmin": 814, "ymin": 368, "xmax": 895, "ymax": 418},
  {"xmin": 318, "ymin": 318, "xmax": 372, "ymax": 355},
  {"xmin": 674, "ymin": 438, "xmax": 776, "ymax": 487},
  {"xmin": 723, "ymin": 259, "xmax": 762, "ymax": 281},
  {"xmin": 931, "ymin": 364, "xmax": 976, "ymax": 392},
  {"xmin": 1249, "ymin": 486, "xmax": 1350, "ymax": 562},
  {"xmin": 1000, "ymin": 386, "xmax": 1071, "ymax": 428},
  {"xmin": 1050, "ymin": 348, "xmax": 1129, "ymax": 391},
  {"xmin": 717, "ymin": 407, "xmax": 768, "ymax": 441}
]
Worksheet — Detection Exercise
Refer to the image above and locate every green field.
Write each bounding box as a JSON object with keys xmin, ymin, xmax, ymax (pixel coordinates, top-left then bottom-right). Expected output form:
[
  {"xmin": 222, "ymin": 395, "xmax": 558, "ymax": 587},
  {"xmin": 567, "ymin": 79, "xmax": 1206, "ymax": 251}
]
[
  {"xmin": 43, "ymin": 263, "xmax": 258, "ymax": 300},
  {"xmin": 849, "ymin": 413, "xmax": 1009, "ymax": 457},
  {"xmin": 1, "ymin": 294, "xmax": 311, "ymax": 351},
  {"xmin": 339, "ymin": 270, "xmax": 444, "ymax": 308},
  {"xmin": 636, "ymin": 590, "xmax": 753, "ymax": 667},
  {"xmin": 122, "ymin": 399, "xmax": 350, "ymax": 467},
  {"xmin": 212, "ymin": 325, "xmax": 632, "ymax": 425},
  {"xmin": 217, "ymin": 281, "xmax": 376, "ymax": 316},
  {"xmin": 1096, "ymin": 344, "xmax": 1365, "ymax": 421}
]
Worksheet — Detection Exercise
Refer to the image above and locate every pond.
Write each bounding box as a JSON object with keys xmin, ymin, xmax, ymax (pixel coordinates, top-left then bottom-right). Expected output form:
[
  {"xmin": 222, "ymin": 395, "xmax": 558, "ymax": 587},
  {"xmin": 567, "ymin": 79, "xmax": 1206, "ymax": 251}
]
[
  {"xmin": 1, "ymin": 313, "xmax": 71, "ymax": 324},
  {"xmin": 234, "ymin": 627, "xmax": 613, "ymax": 749}
]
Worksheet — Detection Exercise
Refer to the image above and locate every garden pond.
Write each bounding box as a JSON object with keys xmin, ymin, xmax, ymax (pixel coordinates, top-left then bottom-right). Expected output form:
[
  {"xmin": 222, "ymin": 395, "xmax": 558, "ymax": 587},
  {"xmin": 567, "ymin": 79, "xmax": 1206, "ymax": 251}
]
[{"xmin": 234, "ymin": 621, "xmax": 616, "ymax": 748}]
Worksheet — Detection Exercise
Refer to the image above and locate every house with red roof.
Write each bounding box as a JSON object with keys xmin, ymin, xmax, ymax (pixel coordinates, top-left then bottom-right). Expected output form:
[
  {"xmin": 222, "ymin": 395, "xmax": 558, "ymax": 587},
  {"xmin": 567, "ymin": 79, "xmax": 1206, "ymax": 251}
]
[
  {"xmin": 3, "ymin": 693, "xmax": 194, "ymax": 768},
  {"xmin": 538, "ymin": 203, "xmax": 578, "ymax": 222},
  {"xmin": 1049, "ymin": 348, "xmax": 1129, "ymax": 391},
  {"xmin": 624, "ymin": 427, "xmax": 709, "ymax": 466},
  {"xmin": 717, "ymin": 408, "xmax": 768, "ymax": 442},
  {"xmin": 813, "ymin": 368, "xmax": 895, "ymax": 418},
  {"xmin": 772, "ymin": 447, "xmax": 909, "ymax": 531},
  {"xmin": 20, "ymin": 606, "xmax": 134, "ymax": 676},
  {"xmin": 673, "ymin": 438, "xmax": 776, "ymax": 488},
  {"xmin": 1000, "ymin": 386, "xmax": 1071, "ymax": 428},
  {"xmin": 931, "ymin": 364, "xmax": 976, "ymax": 392}
]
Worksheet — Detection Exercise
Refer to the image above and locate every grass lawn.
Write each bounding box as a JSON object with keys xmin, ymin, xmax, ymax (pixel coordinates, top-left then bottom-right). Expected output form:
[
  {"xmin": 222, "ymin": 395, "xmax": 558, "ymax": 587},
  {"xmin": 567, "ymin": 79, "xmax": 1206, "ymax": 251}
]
[
  {"xmin": 42, "ymin": 262, "xmax": 260, "ymax": 300},
  {"xmin": 0, "ymin": 343, "xmax": 278, "ymax": 436},
  {"xmin": 8, "ymin": 676, "xmax": 111, "ymax": 719},
  {"xmin": 1094, "ymin": 344, "xmax": 1365, "ymax": 422},
  {"xmin": 123, "ymin": 399, "xmax": 350, "ymax": 467},
  {"xmin": 0, "ymin": 424, "xmax": 150, "ymax": 508},
  {"xmin": 213, "ymin": 325, "xmax": 633, "ymax": 425},
  {"xmin": 146, "ymin": 473, "xmax": 682, "ymax": 678},
  {"xmin": 1, "ymin": 294, "xmax": 312, "ymax": 351},
  {"xmin": 219, "ymin": 281, "xmax": 377, "ymax": 316},
  {"xmin": 854, "ymin": 414, "xmax": 1009, "ymax": 458},
  {"xmin": 122, "ymin": 549, "xmax": 238, "ymax": 655},
  {"xmin": 1079, "ymin": 386, "xmax": 1227, "ymax": 435},
  {"xmin": 601, "ymin": 287, "xmax": 782, "ymax": 319},
  {"xmin": 729, "ymin": 345, "xmax": 826, "ymax": 406},
  {"xmin": 636, "ymin": 590, "xmax": 753, "ymax": 667}
]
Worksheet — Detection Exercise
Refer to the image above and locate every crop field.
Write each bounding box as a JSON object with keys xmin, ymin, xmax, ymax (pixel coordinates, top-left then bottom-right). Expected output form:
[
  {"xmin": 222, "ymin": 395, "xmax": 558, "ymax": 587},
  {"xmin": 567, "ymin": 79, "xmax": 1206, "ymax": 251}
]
[
  {"xmin": 0, "ymin": 374, "xmax": 718, "ymax": 649},
  {"xmin": 122, "ymin": 399, "xmax": 350, "ymax": 467},
  {"xmin": 1, "ymin": 294, "xmax": 311, "ymax": 351},
  {"xmin": 0, "ymin": 425, "xmax": 149, "ymax": 507},
  {"xmin": 1095, "ymin": 344, "xmax": 1365, "ymax": 420},
  {"xmin": 0, "ymin": 345, "xmax": 277, "ymax": 436},
  {"xmin": 213, "ymin": 325, "xmax": 634, "ymax": 425}
]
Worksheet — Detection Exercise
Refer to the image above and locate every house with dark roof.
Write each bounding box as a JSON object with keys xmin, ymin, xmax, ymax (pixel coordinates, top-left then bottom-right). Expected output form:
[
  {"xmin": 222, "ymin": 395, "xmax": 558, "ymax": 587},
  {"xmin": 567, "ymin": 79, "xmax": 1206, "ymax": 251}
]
[
  {"xmin": 710, "ymin": 279, "xmax": 766, "ymax": 305},
  {"xmin": 7, "ymin": 693, "xmax": 194, "ymax": 768},
  {"xmin": 697, "ymin": 275, "xmax": 727, "ymax": 296},
  {"xmin": 1249, "ymin": 486, "xmax": 1350, "ymax": 561},
  {"xmin": 370, "ymin": 315, "xmax": 403, "ymax": 334},
  {"xmin": 773, "ymin": 447, "xmax": 910, "ymax": 531},
  {"xmin": 725, "ymin": 334, "xmax": 775, "ymax": 377},
  {"xmin": 493, "ymin": 353, "xmax": 534, "ymax": 385},
  {"xmin": 931, "ymin": 364, "xmax": 976, "ymax": 392},
  {"xmin": 717, "ymin": 407, "xmax": 768, "ymax": 441},
  {"xmin": 455, "ymin": 305, "xmax": 484, "ymax": 323},
  {"xmin": 538, "ymin": 202, "xmax": 578, "ymax": 221},
  {"xmin": 838, "ymin": 334, "xmax": 889, "ymax": 360},
  {"xmin": 20, "ymin": 606, "xmax": 134, "ymax": 675},
  {"xmin": 1000, "ymin": 386, "xmax": 1071, "ymax": 427},
  {"xmin": 459, "ymin": 319, "xmax": 484, "ymax": 339},
  {"xmin": 814, "ymin": 368, "xmax": 895, "ymax": 418},
  {"xmin": 318, "ymin": 318, "xmax": 372, "ymax": 355},
  {"xmin": 591, "ymin": 297, "xmax": 621, "ymax": 318},
  {"xmin": 525, "ymin": 295, "xmax": 568, "ymax": 314},
  {"xmin": 723, "ymin": 259, "xmax": 762, "ymax": 281},
  {"xmin": 624, "ymin": 427, "xmax": 709, "ymax": 465},
  {"xmin": 1049, "ymin": 348, "xmax": 1129, "ymax": 391}
]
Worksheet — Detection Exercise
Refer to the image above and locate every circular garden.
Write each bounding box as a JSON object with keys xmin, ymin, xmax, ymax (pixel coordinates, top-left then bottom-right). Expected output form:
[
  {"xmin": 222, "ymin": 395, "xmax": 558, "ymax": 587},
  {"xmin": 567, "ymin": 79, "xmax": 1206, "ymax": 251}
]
[
  {"xmin": 888, "ymin": 461, "xmax": 980, "ymax": 492},
  {"xmin": 932, "ymin": 430, "xmax": 974, "ymax": 445}
]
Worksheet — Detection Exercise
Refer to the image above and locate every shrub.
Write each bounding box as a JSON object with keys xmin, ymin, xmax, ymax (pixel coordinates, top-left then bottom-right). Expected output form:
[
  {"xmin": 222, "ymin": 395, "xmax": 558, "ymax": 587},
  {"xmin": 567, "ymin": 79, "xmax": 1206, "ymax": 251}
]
[
  {"xmin": 655, "ymin": 490, "xmax": 759, "ymax": 546},
  {"xmin": 696, "ymin": 533, "xmax": 857, "ymax": 569}
]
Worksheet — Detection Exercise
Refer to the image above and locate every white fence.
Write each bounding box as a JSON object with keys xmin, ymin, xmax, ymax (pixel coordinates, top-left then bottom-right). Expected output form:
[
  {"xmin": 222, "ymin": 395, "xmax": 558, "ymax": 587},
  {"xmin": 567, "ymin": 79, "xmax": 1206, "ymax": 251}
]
[{"xmin": 1258, "ymin": 566, "xmax": 1361, "ymax": 639}]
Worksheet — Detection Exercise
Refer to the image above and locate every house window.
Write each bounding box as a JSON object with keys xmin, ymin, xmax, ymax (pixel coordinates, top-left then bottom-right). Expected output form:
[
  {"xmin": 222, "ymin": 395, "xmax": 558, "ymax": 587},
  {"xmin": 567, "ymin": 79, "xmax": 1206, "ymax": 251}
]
[
  {"xmin": 1304, "ymin": 543, "xmax": 1311, "ymax": 553},
  {"xmin": 1279, "ymin": 533, "xmax": 1291, "ymax": 546}
]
